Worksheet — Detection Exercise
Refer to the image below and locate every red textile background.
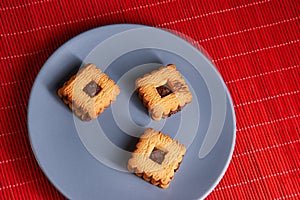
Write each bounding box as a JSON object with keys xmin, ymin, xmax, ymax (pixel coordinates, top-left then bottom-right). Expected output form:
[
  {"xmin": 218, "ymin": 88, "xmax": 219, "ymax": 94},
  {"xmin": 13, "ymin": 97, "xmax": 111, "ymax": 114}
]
[{"xmin": 1, "ymin": 0, "xmax": 299, "ymax": 199}]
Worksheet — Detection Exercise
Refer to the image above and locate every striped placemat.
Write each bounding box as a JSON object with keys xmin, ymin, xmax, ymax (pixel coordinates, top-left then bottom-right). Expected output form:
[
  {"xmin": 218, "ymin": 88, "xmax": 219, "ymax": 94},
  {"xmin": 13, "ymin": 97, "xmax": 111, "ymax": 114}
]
[{"xmin": 1, "ymin": 0, "xmax": 299, "ymax": 199}]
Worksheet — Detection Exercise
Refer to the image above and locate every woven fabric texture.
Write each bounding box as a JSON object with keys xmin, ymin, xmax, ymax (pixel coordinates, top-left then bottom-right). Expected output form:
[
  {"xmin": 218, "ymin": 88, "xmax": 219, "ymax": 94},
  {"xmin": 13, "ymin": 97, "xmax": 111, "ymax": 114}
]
[{"xmin": 1, "ymin": 0, "xmax": 299, "ymax": 199}]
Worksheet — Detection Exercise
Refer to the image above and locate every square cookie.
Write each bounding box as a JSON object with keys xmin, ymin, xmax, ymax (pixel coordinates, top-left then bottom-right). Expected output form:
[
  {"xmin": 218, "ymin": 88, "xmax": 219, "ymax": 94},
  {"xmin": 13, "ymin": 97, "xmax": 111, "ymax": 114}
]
[
  {"xmin": 127, "ymin": 128, "xmax": 186, "ymax": 189},
  {"xmin": 135, "ymin": 64, "xmax": 192, "ymax": 120},
  {"xmin": 57, "ymin": 63, "xmax": 120, "ymax": 121}
]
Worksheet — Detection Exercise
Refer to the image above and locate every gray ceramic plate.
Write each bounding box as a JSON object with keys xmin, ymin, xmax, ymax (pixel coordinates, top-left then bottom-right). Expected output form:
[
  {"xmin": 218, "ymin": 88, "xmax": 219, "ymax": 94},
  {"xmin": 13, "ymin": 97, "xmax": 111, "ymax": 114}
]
[{"xmin": 28, "ymin": 24, "xmax": 236, "ymax": 200}]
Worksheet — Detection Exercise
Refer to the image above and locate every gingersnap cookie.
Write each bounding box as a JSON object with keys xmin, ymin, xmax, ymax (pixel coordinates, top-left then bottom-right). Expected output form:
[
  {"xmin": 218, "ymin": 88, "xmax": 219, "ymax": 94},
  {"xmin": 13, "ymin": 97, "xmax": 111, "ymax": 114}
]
[
  {"xmin": 127, "ymin": 128, "xmax": 186, "ymax": 189},
  {"xmin": 135, "ymin": 64, "xmax": 192, "ymax": 120},
  {"xmin": 57, "ymin": 63, "xmax": 120, "ymax": 121}
]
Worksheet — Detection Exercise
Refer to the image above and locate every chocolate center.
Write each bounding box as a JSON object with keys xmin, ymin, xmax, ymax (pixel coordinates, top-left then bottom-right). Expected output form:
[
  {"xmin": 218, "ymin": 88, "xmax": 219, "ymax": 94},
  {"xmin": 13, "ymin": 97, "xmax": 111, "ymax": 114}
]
[
  {"xmin": 83, "ymin": 81, "xmax": 102, "ymax": 97},
  {"xmin": 150, "ymin": 147, "xmax": 167, "ymax": 164},
  {"xmin": 156, "ymin": 84, "xmax": 173, "ymax": 98}
]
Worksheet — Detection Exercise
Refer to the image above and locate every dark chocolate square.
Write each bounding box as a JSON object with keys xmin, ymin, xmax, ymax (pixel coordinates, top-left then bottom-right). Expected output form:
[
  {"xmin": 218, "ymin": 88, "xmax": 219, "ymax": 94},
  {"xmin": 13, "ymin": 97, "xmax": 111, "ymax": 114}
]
[
  {"xmin": 150, "ymin": 147, "xmax": 167, "ymax": 164},
  {"xmin": 83, "ymin": 81, "xmax": 102, "ymax": 97},
  {"xmin": 156, "ymin": 84, "xmax": 173, "ymax": 98}
]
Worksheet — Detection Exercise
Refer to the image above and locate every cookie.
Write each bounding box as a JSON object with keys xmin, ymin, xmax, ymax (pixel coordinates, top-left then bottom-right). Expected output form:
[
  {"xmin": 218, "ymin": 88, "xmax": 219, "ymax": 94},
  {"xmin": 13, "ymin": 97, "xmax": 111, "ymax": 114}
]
[
  {"xmin": 127, "ymin": 128, "xmax": 186, "ymax": 189},
  {"xmin": 57, "ymin": 63, "xmax": 120, "ymax": 121},
  {"xmin": 135, "ymin": 64, "xmax": 192, "ymax": 120}
]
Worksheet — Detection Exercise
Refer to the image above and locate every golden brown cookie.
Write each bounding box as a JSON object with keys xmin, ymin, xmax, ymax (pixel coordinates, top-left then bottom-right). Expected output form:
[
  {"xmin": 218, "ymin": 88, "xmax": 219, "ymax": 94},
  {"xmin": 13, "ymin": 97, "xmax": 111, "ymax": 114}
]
[
  {"xmin": 136, "ymin": 64, "xmax": 192, "ymax": 120},
  {"xmin": 127, "ymin": 128, "xmax": 186, "ymax": 189},
  {"xmin": 57, "ymin": 63, "xmax": 120, "ymax": 121}
]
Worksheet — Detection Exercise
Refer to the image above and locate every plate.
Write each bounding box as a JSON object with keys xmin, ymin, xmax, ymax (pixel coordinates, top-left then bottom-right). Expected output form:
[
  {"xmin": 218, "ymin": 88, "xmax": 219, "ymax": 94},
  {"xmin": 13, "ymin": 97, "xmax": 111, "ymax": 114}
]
[{"xmin": 28, "ymin": 24, "xmax": 236, "ymax": 200}]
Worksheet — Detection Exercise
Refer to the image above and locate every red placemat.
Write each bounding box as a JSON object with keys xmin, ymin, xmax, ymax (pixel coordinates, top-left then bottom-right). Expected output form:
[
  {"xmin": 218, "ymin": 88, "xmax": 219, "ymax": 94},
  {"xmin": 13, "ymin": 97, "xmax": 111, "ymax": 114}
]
[{"xmin": 1, "ymin": 0, "xmax": 299, "ymax": 199}]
